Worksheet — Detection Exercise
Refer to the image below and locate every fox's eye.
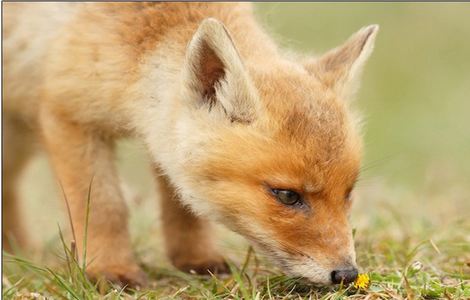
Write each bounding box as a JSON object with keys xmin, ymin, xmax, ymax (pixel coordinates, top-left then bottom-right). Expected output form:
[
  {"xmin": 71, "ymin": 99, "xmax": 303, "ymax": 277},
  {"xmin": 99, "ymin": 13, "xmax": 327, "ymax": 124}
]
[{"xmin": 271, "ymin": 189, "xmax": 302, "ymax": 206}]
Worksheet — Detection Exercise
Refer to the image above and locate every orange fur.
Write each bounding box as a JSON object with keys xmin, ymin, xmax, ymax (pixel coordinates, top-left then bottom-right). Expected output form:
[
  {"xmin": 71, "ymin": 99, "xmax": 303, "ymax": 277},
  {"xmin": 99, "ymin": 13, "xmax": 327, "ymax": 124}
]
[{"xmin": 3, "ymin": 3, "xmax": 377, "ymax": 286}]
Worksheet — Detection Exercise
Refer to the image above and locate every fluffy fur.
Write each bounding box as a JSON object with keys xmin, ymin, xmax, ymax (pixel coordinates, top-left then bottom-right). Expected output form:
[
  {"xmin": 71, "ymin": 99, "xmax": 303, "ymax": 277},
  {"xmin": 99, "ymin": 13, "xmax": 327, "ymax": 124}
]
[{"xmin": 3, "ymin": 3, "xmax": 378, "ymax": 286}]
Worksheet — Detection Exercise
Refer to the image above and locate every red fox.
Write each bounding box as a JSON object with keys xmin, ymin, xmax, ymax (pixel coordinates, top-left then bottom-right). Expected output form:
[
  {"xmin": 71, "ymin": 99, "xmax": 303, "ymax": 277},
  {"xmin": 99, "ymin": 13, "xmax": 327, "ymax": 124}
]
[{"xmin": 3, "ymin": 3, "xmax": 378, "ymax": 287}]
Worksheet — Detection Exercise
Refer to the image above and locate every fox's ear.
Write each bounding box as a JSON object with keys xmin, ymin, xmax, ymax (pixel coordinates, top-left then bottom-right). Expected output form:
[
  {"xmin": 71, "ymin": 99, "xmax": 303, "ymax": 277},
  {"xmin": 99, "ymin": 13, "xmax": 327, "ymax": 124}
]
[
  {"xmin": 305, "ymin": 25, "xmax": 379, "ymax": 99},
  {"xmin": 182, "ymin": 18, "xmax": 260, "ymax": 123}
]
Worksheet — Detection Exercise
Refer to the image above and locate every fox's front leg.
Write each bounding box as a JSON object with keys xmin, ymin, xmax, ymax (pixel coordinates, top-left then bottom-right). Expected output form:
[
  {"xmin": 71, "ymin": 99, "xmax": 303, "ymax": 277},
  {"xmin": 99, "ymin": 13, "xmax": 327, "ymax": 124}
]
[
  {"xmin": 157, "ymin": 174, "xmax": 229, "ymax": 275},
  {"xmin": 40, "ymin": 109, "xmax": 147, "ymax": 287}
]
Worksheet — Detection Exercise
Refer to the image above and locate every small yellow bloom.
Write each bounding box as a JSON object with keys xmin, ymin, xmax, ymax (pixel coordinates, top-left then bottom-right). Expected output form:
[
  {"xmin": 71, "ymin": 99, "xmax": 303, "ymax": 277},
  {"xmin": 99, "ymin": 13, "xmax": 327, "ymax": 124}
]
[{"xmin": 354, "ymin": 273, "xmax": 370, "ymax": 289}]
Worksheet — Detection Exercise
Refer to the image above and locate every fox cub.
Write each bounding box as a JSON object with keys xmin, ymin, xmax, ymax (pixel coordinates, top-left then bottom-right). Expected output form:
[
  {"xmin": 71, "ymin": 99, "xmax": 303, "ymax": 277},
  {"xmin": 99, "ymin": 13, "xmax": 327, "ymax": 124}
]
[{"xmin": 3, "ymin": 3, "xmax": 378, "ymax": 286}]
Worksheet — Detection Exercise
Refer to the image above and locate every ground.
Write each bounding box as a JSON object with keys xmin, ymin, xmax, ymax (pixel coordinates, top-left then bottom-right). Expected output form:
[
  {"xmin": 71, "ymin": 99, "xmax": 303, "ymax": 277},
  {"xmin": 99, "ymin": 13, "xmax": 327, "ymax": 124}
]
[{"xmin": 3, "ymin": 3, "xmax": 470, "ymax": 299}]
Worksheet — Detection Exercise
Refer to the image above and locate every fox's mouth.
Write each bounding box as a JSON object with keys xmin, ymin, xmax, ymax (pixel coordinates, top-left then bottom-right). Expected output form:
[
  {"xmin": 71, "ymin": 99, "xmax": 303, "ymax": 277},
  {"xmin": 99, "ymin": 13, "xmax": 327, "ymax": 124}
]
[
  {"xmin": 247, "ymin": 238, "xmax": 334, "ymax": 285},
  {"xmin": 228, "ymin": 216, "xmax": 357, "ymax": 285}
]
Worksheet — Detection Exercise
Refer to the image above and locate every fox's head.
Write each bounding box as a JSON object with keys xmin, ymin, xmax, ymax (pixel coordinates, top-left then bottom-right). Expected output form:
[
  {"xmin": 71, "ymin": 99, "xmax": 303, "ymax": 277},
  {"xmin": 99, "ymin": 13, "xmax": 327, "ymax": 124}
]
[{"xmin": 162, "ymin": 19, "xmax": 378, "ymax": 285}]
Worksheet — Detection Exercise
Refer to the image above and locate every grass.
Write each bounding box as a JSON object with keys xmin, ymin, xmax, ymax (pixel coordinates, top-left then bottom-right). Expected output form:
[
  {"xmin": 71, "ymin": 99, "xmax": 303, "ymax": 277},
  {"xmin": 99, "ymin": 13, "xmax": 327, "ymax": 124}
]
[
  {"xmin": 3, "ymin": 174, "xmax": 470, "ymax": 299},
  {"xmin": 3, "ymin": 229, "xmax": 470, "ymax": 299},
  {"xmin": 3, "ymin": 3, "xmax": 470, "ymax": 299}
]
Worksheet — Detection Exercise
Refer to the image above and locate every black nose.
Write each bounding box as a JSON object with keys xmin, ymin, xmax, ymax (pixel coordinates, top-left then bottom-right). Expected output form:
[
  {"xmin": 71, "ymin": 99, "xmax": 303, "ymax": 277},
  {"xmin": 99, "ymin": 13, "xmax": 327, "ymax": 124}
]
[{"xmin": 331, "ymin": 267, "xmax": 358, "ymax": 284}]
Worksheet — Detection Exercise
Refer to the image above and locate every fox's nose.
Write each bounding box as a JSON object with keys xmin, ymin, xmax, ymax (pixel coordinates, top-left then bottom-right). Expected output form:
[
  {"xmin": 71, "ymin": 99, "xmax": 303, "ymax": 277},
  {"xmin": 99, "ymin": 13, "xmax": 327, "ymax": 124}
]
[{"xmin": 331, "ymin": 267, "xmax": 358, "ymax": 284}]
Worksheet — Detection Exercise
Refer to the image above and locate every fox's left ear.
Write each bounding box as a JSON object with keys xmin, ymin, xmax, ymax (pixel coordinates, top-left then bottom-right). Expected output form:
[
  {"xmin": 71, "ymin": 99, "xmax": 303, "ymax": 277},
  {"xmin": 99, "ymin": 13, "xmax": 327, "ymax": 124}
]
[
  {"xmin": 182, "ymin": 18, "xmax": 260, "ymax": 123},
  {"xmin": 305, "ymin": 25, "xmax": 379, "ymax": 99}
]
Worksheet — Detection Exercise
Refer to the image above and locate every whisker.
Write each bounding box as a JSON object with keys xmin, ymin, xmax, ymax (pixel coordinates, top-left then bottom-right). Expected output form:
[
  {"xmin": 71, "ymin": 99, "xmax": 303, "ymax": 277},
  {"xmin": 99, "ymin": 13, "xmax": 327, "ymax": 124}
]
[{"xmin": 360, "ymin": 154, "xmax": 397, "ymax": 174}]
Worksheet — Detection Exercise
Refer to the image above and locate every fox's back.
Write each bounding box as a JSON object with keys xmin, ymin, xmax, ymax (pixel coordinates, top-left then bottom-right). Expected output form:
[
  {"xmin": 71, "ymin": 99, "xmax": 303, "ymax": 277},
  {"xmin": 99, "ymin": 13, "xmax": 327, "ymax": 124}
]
[{"xmin": 3, "ymin": 2, "xmax": 268, "ymax": 127}]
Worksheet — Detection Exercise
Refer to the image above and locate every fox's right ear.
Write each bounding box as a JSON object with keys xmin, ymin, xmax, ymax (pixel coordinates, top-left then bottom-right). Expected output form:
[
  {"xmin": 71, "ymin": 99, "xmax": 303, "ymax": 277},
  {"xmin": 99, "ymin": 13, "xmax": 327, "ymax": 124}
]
[
  {"xmin": 305, "ymin": 25, "xmax": 379, "ymax": 100},
  {"xmin": 182, "ymin": 18, "xmax": 260, "ymax": 123}
]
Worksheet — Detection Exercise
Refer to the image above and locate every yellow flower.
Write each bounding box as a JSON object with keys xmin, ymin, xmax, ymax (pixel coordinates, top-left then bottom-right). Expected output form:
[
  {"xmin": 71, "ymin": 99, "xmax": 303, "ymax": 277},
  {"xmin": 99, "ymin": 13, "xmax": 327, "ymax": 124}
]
[{"xmin": 354, "ymin": 273, "xmax": 370, "ymax": 289}]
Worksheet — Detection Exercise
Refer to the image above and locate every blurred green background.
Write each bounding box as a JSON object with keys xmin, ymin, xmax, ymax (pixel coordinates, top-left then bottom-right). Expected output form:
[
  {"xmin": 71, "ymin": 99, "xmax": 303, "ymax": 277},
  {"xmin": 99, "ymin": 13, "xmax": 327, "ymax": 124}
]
[{"xmin": 17, "ymin": 3, "xmax": 470, "ymax": 248}]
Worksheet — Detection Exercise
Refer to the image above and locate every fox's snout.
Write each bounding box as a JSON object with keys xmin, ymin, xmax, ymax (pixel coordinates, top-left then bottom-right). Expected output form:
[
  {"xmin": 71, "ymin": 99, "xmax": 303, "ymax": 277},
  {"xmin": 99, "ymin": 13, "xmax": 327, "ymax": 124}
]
[{"xmin": 284, "ymin": 250, "xmax": 358, "ymax": 285}]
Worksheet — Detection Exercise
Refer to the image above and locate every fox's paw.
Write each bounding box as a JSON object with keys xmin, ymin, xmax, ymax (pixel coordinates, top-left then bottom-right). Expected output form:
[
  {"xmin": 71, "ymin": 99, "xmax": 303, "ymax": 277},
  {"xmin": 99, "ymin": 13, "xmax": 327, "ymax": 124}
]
[
  {"xmin": 173, "ymin": 256, "xmax": 230, "ymax": 275},
  {"xmin": 87, "ymin": 263, "xmax": 148, "ymax": 289}
]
